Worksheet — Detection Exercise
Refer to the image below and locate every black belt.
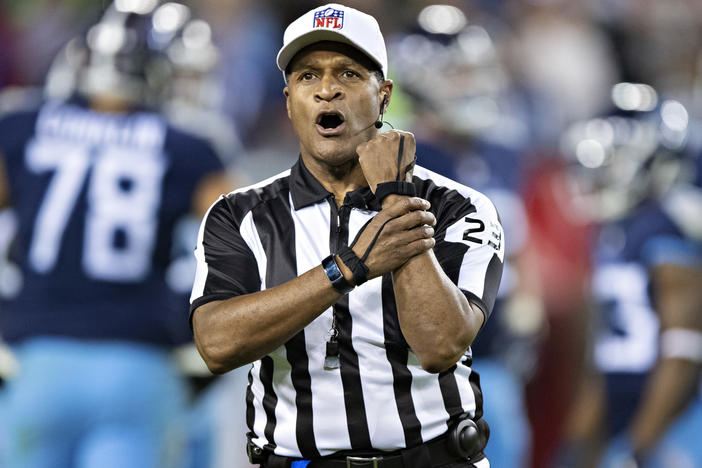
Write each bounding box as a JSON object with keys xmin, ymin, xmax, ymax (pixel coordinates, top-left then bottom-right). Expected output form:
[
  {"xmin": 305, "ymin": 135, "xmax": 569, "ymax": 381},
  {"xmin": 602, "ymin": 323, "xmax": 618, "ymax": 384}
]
[{"xmin": 264, "ymin": 433, "xmax": 482, "ymax": 468}]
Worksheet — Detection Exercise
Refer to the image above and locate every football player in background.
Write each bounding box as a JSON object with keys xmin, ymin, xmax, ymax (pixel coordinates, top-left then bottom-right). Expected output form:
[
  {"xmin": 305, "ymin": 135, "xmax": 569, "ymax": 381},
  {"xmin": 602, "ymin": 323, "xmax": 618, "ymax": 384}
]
[
  {"xmin": 0, "ymin": 1, "xmax": 232, "ymax": 466},
  {"xmin": 556, "ymin": 84, "xmax": 702, "ymax": 467},
  {"xmin": 388, "ymin": 5, "xmax": 544, "ymax": 467}
]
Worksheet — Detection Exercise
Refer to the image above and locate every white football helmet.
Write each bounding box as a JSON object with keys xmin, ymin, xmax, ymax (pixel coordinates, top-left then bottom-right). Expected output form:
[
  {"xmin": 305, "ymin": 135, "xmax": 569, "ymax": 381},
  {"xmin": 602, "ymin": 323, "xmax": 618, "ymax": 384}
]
[
  {"xmin": 561, "ymin": 83, "xmax": 695, "ymax": 222},
  {"xmin": 388, "ymin": 5, "xmax": 514, "ymax": 139},
  {"xmin": 45, "ymin": 0, "xmax": 202, "ymax": 107}
]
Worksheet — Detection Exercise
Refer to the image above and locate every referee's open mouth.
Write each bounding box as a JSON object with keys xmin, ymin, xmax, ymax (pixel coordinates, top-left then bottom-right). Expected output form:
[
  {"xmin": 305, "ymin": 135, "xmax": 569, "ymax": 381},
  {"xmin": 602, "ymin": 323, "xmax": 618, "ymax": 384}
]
[{"xmin": 316, "ymin": 111, "xmax": 346, "ymax": 136}]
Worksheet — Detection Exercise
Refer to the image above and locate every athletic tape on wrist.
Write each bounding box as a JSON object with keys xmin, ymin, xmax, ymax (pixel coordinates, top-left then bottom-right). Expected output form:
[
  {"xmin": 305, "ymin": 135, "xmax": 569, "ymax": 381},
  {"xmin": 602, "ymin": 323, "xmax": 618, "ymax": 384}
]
[
  {"xmin": 660, "ymin": 328, "xmax": 702, "ymax": 363},
  {"xmin": 338, "ymin": 246, "xmax": 369, "ymax": 286},
  {"xmin": 374, "ymin": 134, "xmax": 416, "ymax": 205},
  {"xmin": 375, "ymin": 181, "xmax": 416, "ymax": 204}
]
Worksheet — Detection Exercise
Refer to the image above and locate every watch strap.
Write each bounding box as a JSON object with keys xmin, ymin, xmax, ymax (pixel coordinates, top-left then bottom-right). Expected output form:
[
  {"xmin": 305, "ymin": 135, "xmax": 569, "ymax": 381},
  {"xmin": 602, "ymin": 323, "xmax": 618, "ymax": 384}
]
[{"xmin": 322, "ymin": 255, "xmax": 354, "ymax": 294}]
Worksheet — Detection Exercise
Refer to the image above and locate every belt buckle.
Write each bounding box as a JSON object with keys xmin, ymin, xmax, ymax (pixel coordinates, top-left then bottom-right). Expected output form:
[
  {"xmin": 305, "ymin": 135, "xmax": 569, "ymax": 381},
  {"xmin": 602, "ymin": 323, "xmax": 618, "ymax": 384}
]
[{"xmin": 346, "ymin": 455, "xmax": 382, "ymax": 468}]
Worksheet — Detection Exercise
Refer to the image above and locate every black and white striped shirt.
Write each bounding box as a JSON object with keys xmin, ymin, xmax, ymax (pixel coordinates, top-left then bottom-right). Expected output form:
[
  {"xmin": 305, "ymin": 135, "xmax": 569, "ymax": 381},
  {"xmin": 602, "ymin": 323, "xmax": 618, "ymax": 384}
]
[{"xmin": 190, "ymin": 157, "xmax": 504, "ymax": 458}]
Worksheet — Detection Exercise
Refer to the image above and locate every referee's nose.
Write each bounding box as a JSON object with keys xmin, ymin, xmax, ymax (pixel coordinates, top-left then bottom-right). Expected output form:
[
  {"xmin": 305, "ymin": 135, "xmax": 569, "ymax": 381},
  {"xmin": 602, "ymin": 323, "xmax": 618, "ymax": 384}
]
[{"xmin": 315, "ymin": 72, "xmax": 344, "ymax": 103}]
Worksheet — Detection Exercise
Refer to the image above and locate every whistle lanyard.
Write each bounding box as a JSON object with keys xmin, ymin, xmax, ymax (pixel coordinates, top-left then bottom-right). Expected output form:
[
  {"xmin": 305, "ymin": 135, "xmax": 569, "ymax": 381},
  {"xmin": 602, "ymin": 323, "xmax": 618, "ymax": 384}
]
[{"xmin": 324, "ymin": 196, "xmax": 348, "ymax": 371}]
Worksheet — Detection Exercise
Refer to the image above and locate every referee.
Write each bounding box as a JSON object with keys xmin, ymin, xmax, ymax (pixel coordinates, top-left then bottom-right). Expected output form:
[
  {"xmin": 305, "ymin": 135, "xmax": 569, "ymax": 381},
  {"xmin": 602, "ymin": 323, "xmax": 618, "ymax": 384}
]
[{"xmin": 190, "ymin": 4, "xmax": 504, "ymax": 467}]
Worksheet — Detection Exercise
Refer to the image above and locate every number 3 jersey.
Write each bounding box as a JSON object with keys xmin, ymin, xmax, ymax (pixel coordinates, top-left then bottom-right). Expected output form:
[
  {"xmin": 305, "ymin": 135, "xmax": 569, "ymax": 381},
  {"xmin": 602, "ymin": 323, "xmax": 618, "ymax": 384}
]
[
  {"xmin": 0, "ymin": 99, "xmax": 224, "ymax": 346},
  {"xmin": 591, "ymin": 191, "xmax": 702, "ymax": 435}
]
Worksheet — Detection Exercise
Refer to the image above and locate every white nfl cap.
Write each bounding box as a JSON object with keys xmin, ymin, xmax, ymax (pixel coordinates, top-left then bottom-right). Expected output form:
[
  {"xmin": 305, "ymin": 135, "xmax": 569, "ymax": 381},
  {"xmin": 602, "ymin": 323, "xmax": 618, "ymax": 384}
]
[{"xmin": 276, "ymin": 3, "xmax": 387, "ymax": 78}]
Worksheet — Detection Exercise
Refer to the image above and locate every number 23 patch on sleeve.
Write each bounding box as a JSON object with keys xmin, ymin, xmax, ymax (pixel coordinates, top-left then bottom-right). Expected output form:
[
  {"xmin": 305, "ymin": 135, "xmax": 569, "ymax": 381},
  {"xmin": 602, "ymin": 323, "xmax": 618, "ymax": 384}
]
[{"xmin": 444, "ymin": 214, "xmax": 505, "ymax": 260}]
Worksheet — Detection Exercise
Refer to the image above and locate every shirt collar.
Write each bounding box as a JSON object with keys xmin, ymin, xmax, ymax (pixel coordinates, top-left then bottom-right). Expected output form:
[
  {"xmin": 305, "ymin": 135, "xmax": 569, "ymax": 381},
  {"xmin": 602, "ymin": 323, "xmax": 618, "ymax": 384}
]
[{"xmin": 289, "ymin": 156, "xmax": 381, "ymax": 211}]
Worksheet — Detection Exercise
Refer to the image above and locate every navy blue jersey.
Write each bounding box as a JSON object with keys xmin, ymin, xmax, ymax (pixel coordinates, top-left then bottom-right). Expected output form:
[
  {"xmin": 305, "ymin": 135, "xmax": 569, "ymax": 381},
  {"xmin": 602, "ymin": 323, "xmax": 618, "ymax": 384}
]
[
  {"xmin": 592, "ymin": 197, "xmax": 702, "ymax": 435},
  {"xmin": 0, "ymin": 99, "xmax": 224, "ymax": 346},
  {"xmin": 416, "ymin": 140, "xmax": 525, "ymax": 193},
  {"xmin": 417, "ymin": 140, "xmax": 528, "ymax": 361}
]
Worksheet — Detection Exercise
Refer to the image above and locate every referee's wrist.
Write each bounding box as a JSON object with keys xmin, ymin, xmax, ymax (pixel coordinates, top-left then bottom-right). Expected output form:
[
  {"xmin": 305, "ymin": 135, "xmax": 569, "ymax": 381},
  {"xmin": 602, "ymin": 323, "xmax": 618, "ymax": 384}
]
[
  {"xmin": 334, "ymin": 254, "xmax": 355, "ymax": 284},
  {"xmin": 321, "ymin": 255, "xmax": 354, "ymax": 294}
]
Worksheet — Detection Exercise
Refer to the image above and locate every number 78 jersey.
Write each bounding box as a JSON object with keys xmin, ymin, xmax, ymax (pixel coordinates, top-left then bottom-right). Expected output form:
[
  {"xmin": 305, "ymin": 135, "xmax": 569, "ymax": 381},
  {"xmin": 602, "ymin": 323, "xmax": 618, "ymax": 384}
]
[{"xmin": 0, "ymin": 99, "xmax": 224, "ymax": 346}]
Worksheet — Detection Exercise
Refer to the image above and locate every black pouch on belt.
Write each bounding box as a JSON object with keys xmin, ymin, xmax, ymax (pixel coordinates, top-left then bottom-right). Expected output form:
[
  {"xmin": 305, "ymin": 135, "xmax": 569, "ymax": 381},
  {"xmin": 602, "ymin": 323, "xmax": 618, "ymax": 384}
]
[
  {"xmin": 246, "ymin": 434, "xmax": 267, "ymax": 465},
  {"xmin": 447, "ymin": 415, "xmax": 490, "ymax": 460}
]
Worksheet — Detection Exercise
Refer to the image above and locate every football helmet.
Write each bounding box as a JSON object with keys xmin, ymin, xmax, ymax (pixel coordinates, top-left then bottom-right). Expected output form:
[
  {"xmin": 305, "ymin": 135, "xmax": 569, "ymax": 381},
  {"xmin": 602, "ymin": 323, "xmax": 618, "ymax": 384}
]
[
  {"xmin": 164, "ymin": 16, "xmax": 220, "ymax": 110},
  {"xmin": 161, "ymin": 17, "xmax": 240, "ymax": 165},
  {"xmin": 388, "ymin": 5, "xmax": 515, "ymax": 139},
  {"xmin": 44, "ymin": 36, "xmax": 89, "ymax": 101},
  {"xmin": 560, "ymin": 82, "xmax": 695, "ymax": 222},
  {"xmin": 45, "ymin": 0, "xmax": 196, "ymax": 106}
]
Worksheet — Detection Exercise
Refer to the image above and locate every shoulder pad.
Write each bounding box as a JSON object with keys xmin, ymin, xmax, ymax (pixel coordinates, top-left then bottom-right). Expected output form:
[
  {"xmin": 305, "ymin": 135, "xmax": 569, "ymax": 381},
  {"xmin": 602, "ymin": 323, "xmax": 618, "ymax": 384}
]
[
  {"xmin": 661, "ymin": 184, "xmax": 702, "ymax": 242},
  {"xmin": 0, "ymin": 87, "xmax": 44, "ymax": 118}
]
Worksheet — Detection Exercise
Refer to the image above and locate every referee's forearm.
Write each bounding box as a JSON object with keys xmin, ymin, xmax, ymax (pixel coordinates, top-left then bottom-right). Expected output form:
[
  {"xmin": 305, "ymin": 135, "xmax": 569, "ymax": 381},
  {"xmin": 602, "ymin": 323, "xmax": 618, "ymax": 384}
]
[
  {"xmin": 192, "ymin": 265, "xmax": 342, "ymax": 374},
  {"xmin": 392, "ymin": 250, "xmax": 483, "ymax": 373}
]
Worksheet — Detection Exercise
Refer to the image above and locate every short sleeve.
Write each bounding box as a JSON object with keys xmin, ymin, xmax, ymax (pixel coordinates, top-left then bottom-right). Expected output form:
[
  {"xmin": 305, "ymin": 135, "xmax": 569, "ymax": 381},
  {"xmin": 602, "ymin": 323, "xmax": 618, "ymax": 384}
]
[
  {"xmin": 433, "ymin": 189, "xmax": 505, "ymax": 321},
  {"xmin": 0, "ymin": 110, "xmax": 40, "ymax": 177},
  {"xmin": 647, "ymin": 186, "xmax": 702, "ymax": 269},
  {"xmin": 183, "ymin": 133, "xmax": 225, "ymax": 178},
  {"xmin": 189, "ymin": 196, "xmax": 261, "ymax": 320},
  {"xmin": 167, "ymin": 127, "xmax": 226, "ymax": 188},
  {"xmin": 641, "ymin": 236, "xmax": 702, "ymax": 270}
]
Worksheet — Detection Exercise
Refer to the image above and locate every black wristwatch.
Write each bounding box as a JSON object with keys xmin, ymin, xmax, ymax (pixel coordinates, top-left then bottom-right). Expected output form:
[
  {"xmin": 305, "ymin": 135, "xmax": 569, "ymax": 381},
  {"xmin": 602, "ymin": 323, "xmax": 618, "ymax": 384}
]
[{"xmin": 322, "ymin": 255, "xmax": 354, "ymax": 294}]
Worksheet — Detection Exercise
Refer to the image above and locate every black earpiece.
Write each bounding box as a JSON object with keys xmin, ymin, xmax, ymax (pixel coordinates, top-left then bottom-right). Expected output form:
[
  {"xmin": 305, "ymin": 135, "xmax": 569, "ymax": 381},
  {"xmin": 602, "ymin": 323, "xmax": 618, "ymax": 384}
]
[{"xmin": 374, "ymin": 95, "xmax": 389, "ymax": 129}]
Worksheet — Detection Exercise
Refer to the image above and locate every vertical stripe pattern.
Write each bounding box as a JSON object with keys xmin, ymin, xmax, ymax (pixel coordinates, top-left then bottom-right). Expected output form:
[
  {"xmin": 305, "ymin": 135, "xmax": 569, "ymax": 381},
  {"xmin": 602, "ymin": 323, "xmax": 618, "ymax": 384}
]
[
  {"xmin": 382, "ymin": 274, "xmax": 422, "ymax": 447},
  {"xmin": 333, "ymin": 203, "xmax": 372, "ymax": 449},
  {"xmin": 190, "ymin": 161, "xmax": 503, "ymax": 457},
  {"xmin": 259, "ymin": 356, "xmax": 278, "ymax": 451}
]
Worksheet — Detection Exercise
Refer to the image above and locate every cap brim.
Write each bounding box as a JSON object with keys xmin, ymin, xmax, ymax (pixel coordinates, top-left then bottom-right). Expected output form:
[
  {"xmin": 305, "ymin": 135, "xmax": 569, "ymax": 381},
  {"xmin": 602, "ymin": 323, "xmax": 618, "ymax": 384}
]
[{"xmin": 276, "ymin": 29, "xmax": 384, "ymax": 75}]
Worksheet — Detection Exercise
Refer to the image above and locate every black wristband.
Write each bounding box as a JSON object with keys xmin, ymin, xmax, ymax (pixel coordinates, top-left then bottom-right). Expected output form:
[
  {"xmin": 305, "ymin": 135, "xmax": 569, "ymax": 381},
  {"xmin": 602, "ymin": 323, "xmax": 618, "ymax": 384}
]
[
  {"xmin": 338, "ymin": 246, "xmax": 369, "ymax": 286},
  {"xmin": 373, "ymin": 134, "xmax": 417, "ymax": 205},
  {"xmin": 375, "ymin": 181, "xmax": 417, "ymax": 204},
  {"xmin": 322, "ymin": 255, "xmax": 354, "ymax": 294}
]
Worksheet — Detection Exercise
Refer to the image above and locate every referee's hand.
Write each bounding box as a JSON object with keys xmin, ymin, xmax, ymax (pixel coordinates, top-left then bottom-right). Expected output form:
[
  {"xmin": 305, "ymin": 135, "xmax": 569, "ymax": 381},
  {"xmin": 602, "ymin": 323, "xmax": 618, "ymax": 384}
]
[
  {"xmin": 357, "ymin": 129, "xmax": 416, "ymax": 193},
  {"xmin": 350, "ymin": 197, "xmax": 435, "ymax": 280}
]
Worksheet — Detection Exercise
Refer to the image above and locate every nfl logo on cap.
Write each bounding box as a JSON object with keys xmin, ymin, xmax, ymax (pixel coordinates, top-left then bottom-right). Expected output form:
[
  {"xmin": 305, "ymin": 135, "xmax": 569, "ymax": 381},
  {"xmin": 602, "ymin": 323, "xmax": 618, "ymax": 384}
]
[
  {"xmin": 277, "ymin": 3, "xmax": 388, "ymax": 79},
  {"xmin": 313, "ymin": 7, "xmax": 344, "ymax": 29}
]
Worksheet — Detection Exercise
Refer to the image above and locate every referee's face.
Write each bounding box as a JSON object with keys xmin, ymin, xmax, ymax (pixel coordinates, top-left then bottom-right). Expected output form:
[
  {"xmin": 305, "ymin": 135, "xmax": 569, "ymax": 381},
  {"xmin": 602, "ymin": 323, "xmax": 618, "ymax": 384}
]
[{"xmin": 284, "ymin": 42, "xmax": 390, "ymax": 171}]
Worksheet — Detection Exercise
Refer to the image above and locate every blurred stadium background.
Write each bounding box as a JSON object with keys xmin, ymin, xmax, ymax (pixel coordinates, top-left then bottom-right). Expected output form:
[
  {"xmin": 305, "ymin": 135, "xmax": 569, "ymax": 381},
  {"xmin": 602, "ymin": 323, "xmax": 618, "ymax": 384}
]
[{"xmin": 1, "ymin": 1, "xmax": 701, "ymax": 467}]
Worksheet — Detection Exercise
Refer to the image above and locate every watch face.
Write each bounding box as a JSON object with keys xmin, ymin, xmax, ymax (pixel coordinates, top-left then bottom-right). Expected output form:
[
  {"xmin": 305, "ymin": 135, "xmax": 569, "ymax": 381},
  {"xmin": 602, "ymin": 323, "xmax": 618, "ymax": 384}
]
[
  {"xmin": 330, "ymin": 265, "xmax": 343, "ymax": 281},
  {"xmin": 322, "ymin": 255, "xmax": 353, "ymax": 294},
  {"xmin": 323, "ymin": 255, "xmax": 341, "ymax": 280}
]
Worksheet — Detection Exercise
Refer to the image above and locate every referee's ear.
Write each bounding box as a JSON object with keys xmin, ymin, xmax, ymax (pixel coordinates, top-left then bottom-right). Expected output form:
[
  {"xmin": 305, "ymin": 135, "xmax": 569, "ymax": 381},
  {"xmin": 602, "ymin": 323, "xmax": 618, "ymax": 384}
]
[
  {"xmin": 283, "ymin": 86, "xmax": 292, "ymax": 120},
  {"xmin": 379, "ymin": 79, "xmax": 393, "ymax": 112}
]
